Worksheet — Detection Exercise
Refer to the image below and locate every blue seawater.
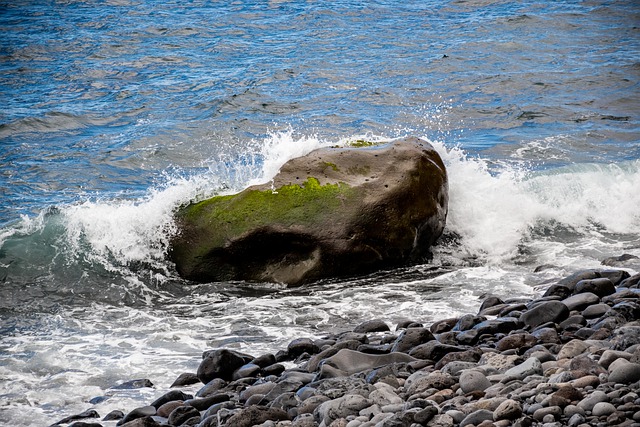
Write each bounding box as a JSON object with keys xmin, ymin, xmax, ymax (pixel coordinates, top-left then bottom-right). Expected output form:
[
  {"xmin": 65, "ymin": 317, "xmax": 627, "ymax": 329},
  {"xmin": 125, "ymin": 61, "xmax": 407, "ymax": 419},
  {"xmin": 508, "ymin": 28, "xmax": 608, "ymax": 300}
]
[{"xmin": 0, "ymin": 1, "xmax": 638, "ymax": 425}]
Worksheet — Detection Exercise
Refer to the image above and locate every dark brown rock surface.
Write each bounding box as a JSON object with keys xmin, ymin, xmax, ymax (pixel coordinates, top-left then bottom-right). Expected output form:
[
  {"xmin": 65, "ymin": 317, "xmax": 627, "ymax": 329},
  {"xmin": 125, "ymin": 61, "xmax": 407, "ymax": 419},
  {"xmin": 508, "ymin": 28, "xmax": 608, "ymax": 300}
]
[{"xmin": 169, "ymin": 136, "xmax": 448, "ymax": 285}]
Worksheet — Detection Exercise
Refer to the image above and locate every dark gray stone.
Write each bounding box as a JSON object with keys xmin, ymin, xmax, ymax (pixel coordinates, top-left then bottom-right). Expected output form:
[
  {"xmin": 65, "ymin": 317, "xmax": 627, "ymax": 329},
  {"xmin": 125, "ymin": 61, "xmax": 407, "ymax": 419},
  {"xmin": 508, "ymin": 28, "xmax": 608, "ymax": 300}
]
[
  {"xmin": 562, "ymin": 292, "xmax": 600, "ymax": 311},
  {"xmin": 197, "ymin": 349, "xmax": 253, "ymax": 383},
  {"xmin": 167, "ymin": 405, "xmax": 200, "ymax": 426},
  {"xmin": 222, "ymin": 405, "xmax": 290, "ymax": 427},
  {"xmin": 390, "ymin": 327, "xmax": 435, "ymax": 353},
  {"xmin": 520, "ymin": 301, "xmax": 569, "ymax": 329},
  {"xmin": 353, "ymin": 319, "xmax": 390, "ymax": 333}
]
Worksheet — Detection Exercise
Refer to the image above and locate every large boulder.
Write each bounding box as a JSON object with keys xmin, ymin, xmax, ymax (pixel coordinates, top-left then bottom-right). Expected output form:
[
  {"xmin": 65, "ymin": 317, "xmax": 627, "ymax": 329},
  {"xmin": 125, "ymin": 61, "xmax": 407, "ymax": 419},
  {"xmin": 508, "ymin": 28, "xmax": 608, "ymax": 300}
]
[{"xmin": 169, "ymin": 136, "xmax": 448, "ymax": 285}]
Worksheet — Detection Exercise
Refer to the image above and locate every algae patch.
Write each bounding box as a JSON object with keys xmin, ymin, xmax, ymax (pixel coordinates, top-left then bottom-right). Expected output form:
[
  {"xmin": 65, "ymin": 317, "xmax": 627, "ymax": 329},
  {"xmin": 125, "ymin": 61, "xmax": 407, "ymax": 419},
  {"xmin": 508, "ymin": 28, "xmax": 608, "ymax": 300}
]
[{"xmin": 178, "ymin": 177, "xmax": 356, "ymax": 247}]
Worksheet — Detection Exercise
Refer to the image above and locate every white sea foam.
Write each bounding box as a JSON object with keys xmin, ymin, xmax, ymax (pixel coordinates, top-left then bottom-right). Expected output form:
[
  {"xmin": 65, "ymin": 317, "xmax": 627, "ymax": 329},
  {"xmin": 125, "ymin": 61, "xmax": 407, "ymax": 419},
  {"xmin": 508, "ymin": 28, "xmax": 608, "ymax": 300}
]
[{"xmin": 430, "ymin": 139, "xmax": 640, "ymax": 266}]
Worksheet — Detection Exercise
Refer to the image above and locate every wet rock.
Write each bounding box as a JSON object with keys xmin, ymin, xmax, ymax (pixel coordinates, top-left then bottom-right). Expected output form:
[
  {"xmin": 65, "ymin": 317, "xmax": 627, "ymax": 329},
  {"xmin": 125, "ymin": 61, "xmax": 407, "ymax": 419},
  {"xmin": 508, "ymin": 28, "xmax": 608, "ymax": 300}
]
[
  {"xmin": 197, "ymin": 348, "xmax": 253, "ymax": 383},
  {"xmin": 562, "ymin": 292, "xmax": 600, "ymax": 311},
  {"xmin": 157, "ymin": 400, "xmax": 184, "ymax": 418},
  {"xmin": 601, "ymin": 254, "xmax": 640, "ymax": 267},
  {"xmin": 111, "ymin": 379, "xmax": 153, "ymax": 390},
  {"xmin": 353, "ymin": 319, "xmax": 390, "ymax": 333},
  {"xmin": 52, "ymin": 409, "xmax": 100, "ymax": 426},
  {"xmin": 288, "ymin": 337, "xmax": 320, "ymax": 359},
  {"xmin": 473, "ymin": 317, "xmax": 520, "ymax": 335},
  {"xmin": 582, "ymin": 303, "xmax": 610, "ymax": 318},
  {"xmin": 543, "ymin": 285, "xmax": 572, "ymax": 299},
  {"xmin": 459, "ymin": 369, "xmax": 491, "ymax": 393},
  {"xmin": 170, "ymin": 372, "xmax": 199, "ymax": 388},
  {"xmin": 520, "ymin": 301, "xmax": 569, "ymax": 329},
  {"xmin": 502, "ymin": 357, "xmax": 542, "ymax": 381},
  {"xmin": 557, "ymin": 270, "xmax": 601, "ymax": 291},
  {"xmin": 116, "ymin": 406, "xmax": 156, "ymax": 426},
  {"xmin": 390, "ymin": 327, "xmax": 434, "ymax": 353},
  {"xmin": 167, "ymin": 405, "xmax": 200, "ymax": 426},
  {"xmin": 575, "ymin": 278, "xmax": 616, "ymax": 297},
  {"xmin": 185, "ymin": 393, "xmax": 230, "ymax": 411},
  {"xmin": 608, "ymin": 361, "xmax": 640, "ymax": 384},
  {"xmin": 118, "ymin": 418, "xmax": 161, "ymax": 427},
  {"xmin": 150, "ymin": 390, "xmax": 194, "ymax": 410}
]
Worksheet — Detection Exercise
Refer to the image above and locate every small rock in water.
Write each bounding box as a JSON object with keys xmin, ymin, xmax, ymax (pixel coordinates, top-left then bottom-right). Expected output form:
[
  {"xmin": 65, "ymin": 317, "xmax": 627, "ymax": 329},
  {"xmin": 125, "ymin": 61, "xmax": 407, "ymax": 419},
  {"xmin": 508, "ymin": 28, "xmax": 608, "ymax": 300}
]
[
  {"xmin": 170, "ymin": 372, "xmax": 199, "ymax": 387},
  {"xmin": 353, "ymin": 318, "xmax": 390, "ymax": 333},
  {"xmin": 197, "ymin": 348, "xmax": 253, "ymax": 383},
  {"xmin": 102, "ymin": 410, "xmax": 124, "ymax": 421},
  {"xmin": 111, "ymin": 378, "xmax": 153, "ymax": 389},
  {"xmin": 51, "ymin": 409, "xmax": 100, "ymax": 426}
]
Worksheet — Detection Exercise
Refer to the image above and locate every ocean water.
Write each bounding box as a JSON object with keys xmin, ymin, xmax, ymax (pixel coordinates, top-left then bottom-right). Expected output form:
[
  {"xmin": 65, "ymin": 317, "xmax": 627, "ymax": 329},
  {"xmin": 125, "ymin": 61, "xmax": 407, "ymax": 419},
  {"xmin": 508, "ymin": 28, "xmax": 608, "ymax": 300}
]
[{"xmin": 1, "ymin": 0, "xmax": 639, "ymax": 425}]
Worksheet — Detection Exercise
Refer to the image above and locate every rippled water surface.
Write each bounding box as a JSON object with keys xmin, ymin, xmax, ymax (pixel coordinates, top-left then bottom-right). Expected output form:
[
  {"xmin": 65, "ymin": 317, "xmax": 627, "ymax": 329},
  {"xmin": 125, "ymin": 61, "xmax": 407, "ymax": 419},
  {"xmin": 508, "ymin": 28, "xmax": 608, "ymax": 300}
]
[{"xmin": 1, "ymin": 1, "xmax": 639, "ymax": 425}]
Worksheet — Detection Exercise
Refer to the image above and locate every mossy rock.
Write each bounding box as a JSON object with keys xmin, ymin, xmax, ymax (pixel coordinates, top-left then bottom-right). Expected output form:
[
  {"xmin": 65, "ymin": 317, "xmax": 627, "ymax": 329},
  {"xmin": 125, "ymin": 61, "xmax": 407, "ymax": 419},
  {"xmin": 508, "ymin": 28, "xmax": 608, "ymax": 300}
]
[{"xmin": 170, "ymin": 136, "xmax": 448, "ymax": 285}]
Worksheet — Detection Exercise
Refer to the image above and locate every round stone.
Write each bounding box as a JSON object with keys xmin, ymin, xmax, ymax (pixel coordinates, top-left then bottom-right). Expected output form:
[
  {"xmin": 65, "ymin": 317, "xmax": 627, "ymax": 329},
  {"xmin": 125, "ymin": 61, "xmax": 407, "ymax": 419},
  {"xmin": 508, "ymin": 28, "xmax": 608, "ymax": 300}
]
[
  {"xmin": 591, "ymin": 401, "xmax": 616, "ymax": 417},
  {"xmin": 459, "ymin": 370, "xmax": 491, "ymax": 394}
]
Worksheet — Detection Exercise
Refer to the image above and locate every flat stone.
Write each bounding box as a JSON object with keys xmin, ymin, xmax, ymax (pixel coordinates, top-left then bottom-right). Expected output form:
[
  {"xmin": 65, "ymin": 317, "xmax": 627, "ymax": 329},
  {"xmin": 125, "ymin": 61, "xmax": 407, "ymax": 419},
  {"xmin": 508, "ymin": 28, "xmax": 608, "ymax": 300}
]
[
  {"xmin": 197, "ymin": 349, "xmax": 253, "ymax": 383},
  {"xmin": 562, "ymin": 292, "xmax": 600, "ymax": 311},
  {"xmin": 502, "ymin": 357, "xmax": 542, "ymax": 381},
  {"xmin": 521, "ymin": 301, "xmax": 569, "ymax": 329},
  {"xmin": 322, "ymin": 349, "xmax": 416, "ymax": 374}
]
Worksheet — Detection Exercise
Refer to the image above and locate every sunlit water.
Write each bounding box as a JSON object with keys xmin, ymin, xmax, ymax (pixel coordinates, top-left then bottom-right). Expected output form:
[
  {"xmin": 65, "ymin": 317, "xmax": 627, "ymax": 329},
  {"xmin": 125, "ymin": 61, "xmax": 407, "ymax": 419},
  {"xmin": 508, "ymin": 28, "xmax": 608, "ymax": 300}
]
[{"xmin": 1, "ymin": 1, "xmax": 639, "ymax": 425}]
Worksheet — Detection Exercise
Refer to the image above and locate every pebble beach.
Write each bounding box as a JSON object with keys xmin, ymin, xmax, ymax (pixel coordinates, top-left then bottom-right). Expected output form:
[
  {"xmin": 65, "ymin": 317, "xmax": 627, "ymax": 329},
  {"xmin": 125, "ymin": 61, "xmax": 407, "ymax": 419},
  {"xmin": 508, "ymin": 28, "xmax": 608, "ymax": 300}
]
[{"xmin": 51, "ymin": 259, "xmax": 640, "ymax": 427}]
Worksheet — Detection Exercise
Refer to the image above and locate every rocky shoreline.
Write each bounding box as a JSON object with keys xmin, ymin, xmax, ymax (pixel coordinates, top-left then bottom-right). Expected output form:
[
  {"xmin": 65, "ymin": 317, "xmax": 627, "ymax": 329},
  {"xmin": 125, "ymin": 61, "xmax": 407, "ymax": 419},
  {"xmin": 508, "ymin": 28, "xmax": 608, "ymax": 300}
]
[{"xmin": 54, "ymin": 266, "xmax": 640, "ymax": 427}]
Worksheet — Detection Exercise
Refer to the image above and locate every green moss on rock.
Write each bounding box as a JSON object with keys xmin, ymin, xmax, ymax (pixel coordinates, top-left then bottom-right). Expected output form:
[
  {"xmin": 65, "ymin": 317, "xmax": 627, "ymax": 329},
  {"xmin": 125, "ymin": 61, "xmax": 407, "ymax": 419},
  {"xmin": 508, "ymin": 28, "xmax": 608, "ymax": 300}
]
[{"xmin": 178, "ymin": 177, "xmax": 356, "ymax": 249}]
